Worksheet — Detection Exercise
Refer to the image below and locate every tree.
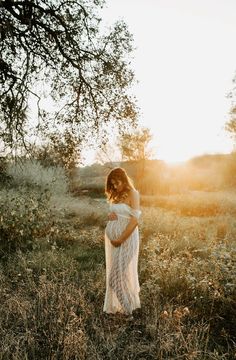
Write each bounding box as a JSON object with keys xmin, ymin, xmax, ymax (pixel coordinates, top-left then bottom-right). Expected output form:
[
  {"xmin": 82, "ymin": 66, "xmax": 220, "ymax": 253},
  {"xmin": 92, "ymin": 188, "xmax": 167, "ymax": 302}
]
[
  {"xmin": 33, "ymin": 129, "xmax": 82, "ymax": 171},
  {"xmin": 226, "ymin": 73, "xmax": 236, "ymax": 145},
  {"xmin": 119, "ymin": 127, "xmax": 153, "ymax": 161},
  {"xmin": 225, "ymin": 106, "xmax": 236, "ymax": 144},
  {"xmin": 95, "ymin": 137, "xmax": 121, "ymax": 167},
  {"xmin": 0, "ymin": 0, "xmax": 138, "ymax": 152},
  {"xmin": 118, "ymin": 127, "xmax": 154, "ymax": 191}
]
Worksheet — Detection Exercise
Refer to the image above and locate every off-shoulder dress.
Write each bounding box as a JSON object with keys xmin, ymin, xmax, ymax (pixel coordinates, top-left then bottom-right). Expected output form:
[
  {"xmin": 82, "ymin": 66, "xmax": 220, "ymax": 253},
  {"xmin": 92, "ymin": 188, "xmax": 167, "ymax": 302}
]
[{"xmin": 103, "ymin": 203, "xmax": 141, "ymax": 315}]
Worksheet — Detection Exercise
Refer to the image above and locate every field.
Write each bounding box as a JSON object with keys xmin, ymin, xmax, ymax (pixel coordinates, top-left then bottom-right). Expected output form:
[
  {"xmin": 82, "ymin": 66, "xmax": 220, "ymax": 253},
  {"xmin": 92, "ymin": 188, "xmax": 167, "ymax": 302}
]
[{"xmin": 0, "ymin": 161, "xmax": 236, "ymax": 359}]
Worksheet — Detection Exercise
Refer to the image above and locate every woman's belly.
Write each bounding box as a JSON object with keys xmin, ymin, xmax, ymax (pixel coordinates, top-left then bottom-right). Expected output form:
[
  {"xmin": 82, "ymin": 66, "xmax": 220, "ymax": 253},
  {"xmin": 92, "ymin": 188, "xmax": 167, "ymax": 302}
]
[{"xmin": 105, "ymin": 216, "xmax": 130, "ymax": 241}]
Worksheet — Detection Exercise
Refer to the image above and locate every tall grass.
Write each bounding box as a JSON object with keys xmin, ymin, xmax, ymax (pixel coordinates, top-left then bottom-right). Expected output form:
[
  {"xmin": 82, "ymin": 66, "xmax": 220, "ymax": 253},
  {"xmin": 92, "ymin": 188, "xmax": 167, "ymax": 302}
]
[
  {"xmin": 0, "ymin": 164, "xmax": 236, "ymax": 358},
  {"xmin": 7, "ymin": 159, "xmax": 69, "ymax": 195},
  {"xmin": 141, "ymin": 191, "xmax": 236, "ymax": 216},
  {"xmin": 0, "ymin": 160, "xmax": 70, "ymax": 256}
]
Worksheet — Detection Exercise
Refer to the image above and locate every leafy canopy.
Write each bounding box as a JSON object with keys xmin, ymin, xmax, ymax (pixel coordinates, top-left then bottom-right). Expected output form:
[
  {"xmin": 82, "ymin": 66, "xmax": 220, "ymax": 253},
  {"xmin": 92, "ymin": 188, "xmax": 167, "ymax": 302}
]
[
  {"xmin": 0, "ymin": 0, "xmax": 138, "ymax": 150},
  {"xmin": 119, "ymin": 127, "xmax": 153, "ymax": 161}
]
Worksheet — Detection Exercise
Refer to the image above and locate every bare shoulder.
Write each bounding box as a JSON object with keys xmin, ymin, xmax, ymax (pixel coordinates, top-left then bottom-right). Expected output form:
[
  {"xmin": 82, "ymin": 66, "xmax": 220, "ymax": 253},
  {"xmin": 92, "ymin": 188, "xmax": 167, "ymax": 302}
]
[
  {"xmin": 129, "ymin": 188, "xmax": 140, "ymax": 208},
  {"xmin": 130, "ymin": 188, "xmax": 139, "ymax": 198}
]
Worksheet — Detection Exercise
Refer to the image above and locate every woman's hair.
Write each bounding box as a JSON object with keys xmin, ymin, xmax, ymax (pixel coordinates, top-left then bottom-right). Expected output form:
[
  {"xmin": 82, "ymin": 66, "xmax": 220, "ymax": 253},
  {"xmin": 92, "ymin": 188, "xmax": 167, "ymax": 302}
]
[{"xmin": 105, "ymin": 167, "xmax": 134, "ymax": 203}]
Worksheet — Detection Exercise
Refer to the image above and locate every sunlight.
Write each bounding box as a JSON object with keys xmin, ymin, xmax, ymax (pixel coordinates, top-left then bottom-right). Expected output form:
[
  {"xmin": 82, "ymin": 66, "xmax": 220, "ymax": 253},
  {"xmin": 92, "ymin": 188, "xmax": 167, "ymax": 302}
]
[{"xmin": 102, "ymin": 0, "xmax": 236, "ymax": 164}]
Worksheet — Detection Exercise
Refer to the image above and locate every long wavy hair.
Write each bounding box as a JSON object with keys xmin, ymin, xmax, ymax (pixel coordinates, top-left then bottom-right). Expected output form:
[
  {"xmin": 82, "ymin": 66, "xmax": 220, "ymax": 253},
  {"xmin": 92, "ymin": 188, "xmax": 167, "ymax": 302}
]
[{"xmin": 105, "ymin": 167, "xmax": 134, "ymax": 203}]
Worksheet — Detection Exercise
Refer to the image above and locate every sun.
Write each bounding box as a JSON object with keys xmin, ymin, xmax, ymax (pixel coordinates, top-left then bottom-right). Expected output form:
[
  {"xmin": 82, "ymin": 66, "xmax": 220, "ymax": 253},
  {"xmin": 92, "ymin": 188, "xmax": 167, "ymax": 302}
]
[{"xmin": 150, "ymin": 137, "xmax": 197, "ymax": 164}]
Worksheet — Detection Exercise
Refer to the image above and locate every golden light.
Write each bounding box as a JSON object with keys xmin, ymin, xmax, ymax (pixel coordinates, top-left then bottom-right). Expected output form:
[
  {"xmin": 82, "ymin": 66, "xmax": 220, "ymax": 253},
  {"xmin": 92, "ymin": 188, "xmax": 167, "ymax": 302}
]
[{"xmin": 98, "ymin": 0, "xmax": 236, "ymax": 165}]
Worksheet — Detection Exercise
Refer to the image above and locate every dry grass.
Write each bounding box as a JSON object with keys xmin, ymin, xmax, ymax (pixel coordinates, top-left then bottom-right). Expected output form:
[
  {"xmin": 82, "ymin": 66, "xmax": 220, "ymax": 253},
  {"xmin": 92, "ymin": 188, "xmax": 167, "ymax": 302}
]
[
  {"xmin": 7, "ymin": 159, "xmax": 69, "ymax": 195},
  {"xmin": 141, "ymin": 190, "xmax": 236, "ymax": 216},
  {"xmin": 0, "ymin": 184, "xmax": 236, "ymax": 359}
]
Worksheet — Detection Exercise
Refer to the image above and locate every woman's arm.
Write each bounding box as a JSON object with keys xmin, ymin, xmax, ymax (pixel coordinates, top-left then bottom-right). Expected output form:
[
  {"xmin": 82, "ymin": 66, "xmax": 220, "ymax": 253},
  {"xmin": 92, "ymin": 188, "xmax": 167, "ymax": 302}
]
[
  {"xmin": 110, "ymin": 217, "xmax": 138, "ymax": 247},
  {"xmin": 111, "ymin": 190, "xmax": 140, "ymax": 247}
]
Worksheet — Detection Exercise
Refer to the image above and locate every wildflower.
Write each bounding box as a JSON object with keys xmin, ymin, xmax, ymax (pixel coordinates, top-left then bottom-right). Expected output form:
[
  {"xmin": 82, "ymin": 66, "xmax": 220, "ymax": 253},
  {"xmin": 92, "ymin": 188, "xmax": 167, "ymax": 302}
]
[
  {"xmin": 173, "ymin": 309, "xmax": 182, "ymax": 319},
  {"xmin": 183, "ymin": 307, "xmax": 190, "ymax": 316},
  {"xmin": 160, "ymin": 310, "xmax": 169, "ymax": 319}
]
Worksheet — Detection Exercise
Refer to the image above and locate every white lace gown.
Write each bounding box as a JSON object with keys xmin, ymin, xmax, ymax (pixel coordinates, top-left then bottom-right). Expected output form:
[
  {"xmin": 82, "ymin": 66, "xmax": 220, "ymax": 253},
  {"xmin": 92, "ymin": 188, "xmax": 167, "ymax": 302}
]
[{"xmin": 103, "ymin": 203, "xmax": 141, "ymax": 315}]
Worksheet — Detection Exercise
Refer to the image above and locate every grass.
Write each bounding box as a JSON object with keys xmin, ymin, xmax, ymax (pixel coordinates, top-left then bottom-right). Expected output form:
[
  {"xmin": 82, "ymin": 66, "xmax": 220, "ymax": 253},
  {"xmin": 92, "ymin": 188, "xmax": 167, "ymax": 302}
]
[
  {"xmin": 0, "ymin": 168, "xmax": 236, "ymax": 359},
  {"xmin": 141, "ymin": 191, "xmax": 236, "ymax": 216}
]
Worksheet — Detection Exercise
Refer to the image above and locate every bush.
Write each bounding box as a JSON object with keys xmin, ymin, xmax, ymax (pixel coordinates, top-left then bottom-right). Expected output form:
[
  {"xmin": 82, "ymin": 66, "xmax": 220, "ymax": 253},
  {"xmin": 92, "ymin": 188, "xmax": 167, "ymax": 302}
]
[
  {"xmin": 0, "ymin": 156, "xmax": 12, "ymax": 184},
  {"xmin": 7, "ymin": 159, "xmax": 69, "ymax": 195},
  {"xmin": 0, "ymin": 188, "xmax": 54, "ymax": 255},
  {"xmin": 140, "ymin": 232, "xmax": 236, "ymax": 352}
]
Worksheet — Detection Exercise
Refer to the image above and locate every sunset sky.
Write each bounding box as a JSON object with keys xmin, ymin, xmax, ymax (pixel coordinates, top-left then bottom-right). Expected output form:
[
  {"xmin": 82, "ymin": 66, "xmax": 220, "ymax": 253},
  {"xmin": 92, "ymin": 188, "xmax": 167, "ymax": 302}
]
[{"xmin": 84, "ymin": 0, "xmax": 236, "ymax": 164}]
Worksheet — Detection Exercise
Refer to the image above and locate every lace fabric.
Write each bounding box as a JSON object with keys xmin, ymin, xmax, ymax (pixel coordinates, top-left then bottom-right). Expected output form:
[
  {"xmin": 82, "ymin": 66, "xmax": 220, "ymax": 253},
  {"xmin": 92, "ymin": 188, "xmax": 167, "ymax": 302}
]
[{"xmin": 103, "ymin": 203, "xmax": 141, "ymax": 314}]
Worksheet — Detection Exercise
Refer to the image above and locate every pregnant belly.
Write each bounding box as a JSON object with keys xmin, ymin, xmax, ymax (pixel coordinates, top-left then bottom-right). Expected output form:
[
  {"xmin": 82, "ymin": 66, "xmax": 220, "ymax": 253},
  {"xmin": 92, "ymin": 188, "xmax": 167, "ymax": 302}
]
[{"xmin": 105, "ymin": 217, "xmax": 129, "ymax": 241}]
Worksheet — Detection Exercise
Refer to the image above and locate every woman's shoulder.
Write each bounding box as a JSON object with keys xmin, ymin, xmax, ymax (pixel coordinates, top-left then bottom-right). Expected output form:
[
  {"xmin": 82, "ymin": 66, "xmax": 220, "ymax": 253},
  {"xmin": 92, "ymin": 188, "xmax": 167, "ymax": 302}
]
[
  {"xmin": 129, "ymin": 188, "xmax": 139, "ymax": 198},
  {"xmin": 128, "ymin": 188, "xmax": 140, "ymax": 207}
]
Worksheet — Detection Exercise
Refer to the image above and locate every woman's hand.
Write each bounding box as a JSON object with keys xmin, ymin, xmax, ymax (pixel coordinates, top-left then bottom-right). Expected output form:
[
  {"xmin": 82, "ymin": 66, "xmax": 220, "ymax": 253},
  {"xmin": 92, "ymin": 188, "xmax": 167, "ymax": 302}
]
[
  {"xmin": 108, "ymin": 212, "xmax": 118, "ymax": 221},
  {"xmin": 110, "ymin": 238, "xmax": 122, "ymax": 247}
]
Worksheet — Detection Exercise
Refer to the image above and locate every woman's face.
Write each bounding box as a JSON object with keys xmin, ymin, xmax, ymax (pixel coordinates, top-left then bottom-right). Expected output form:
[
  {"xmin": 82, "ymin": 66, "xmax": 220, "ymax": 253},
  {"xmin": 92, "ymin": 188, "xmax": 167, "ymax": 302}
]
[{"xmin": 111, "ymin": 178, "xmax": 124, "ymax": 193}]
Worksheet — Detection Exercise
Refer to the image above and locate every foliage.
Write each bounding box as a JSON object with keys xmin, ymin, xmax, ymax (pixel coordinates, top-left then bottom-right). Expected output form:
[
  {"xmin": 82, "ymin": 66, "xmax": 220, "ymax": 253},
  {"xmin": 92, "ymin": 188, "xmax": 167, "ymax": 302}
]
[
  {"xmin": 225, "ymin": 106, "xmax": 236, "ymax": 142},
  {"xmin": 116, "ymin": 127, "xmax": 154, "ymax": 192},
  {"xmin": 140, "ymin": 235, "xmax": 236, "ymax": 354},
  {"xmin": 6, "ymin": 159, "xmax": 69, "ymax": 195},
  {"xmin": 0, "ymin": 187, "xmax": 53, "ymax": 255},
  {"xmin": 1, "ymin": 159, "xmax": 236, "ymax": 358},
  {"xmin": 74, "ymin": 153, "xmax": 236, "ymax": 197},
  {"xmin": 0, "ymin": 160, "xmax": 70, "ymax": 255},
  {"xmin": 0, "ymin": 155, "xmax": 11, "ymax": 184},
  {"xmin": 0, "ymin": 192, "xmax": 236, "ymax": 358},
  {"xmin": 95, "ymin": 141, "xmax": 122, "ymax": 165},
  {"xmin": 225, "ymin": 70, "xmax": 236, "ymax": 145},
  {"xmin": 119, "ymin": 127, "xmax": 153, "ymax": 161},
  {"xmin": 0, "ymin": 0, "xmax": 138, "ymax": 151},
  {"xmin": 33, "ymin": 129, "xmax": 82, "ymax": 170}
]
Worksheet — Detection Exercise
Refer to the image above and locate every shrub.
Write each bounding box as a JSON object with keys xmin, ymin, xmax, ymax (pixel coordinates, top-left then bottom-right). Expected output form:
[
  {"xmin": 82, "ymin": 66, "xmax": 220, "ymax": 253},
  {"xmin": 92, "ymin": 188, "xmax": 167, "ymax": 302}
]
[
  {"xmin": 7, "ymin": 159, "xmax": 69, "ymax": 195},
  {"xmin": 0, "ymin": 156, "xmax": 12, "ymax": 184},
  {"xmin": 0, "ymin": 188, "xmax": 54, "ymax": 255}
]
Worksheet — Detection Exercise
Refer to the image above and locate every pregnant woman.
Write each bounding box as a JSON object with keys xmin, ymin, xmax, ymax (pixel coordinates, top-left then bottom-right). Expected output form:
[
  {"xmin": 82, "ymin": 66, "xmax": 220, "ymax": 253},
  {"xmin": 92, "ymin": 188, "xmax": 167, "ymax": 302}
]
[{"xmin": 103, "ymin": 167, "xmax": 141, "ymax": 316}]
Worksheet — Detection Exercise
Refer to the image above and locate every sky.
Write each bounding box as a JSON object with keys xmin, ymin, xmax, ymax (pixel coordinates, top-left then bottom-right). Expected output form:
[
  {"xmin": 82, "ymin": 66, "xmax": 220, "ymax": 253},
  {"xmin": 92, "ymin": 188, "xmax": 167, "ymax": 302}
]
[{"xmin": 83, "ymin": 0, "xmax": 236, "ymax": 164}]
